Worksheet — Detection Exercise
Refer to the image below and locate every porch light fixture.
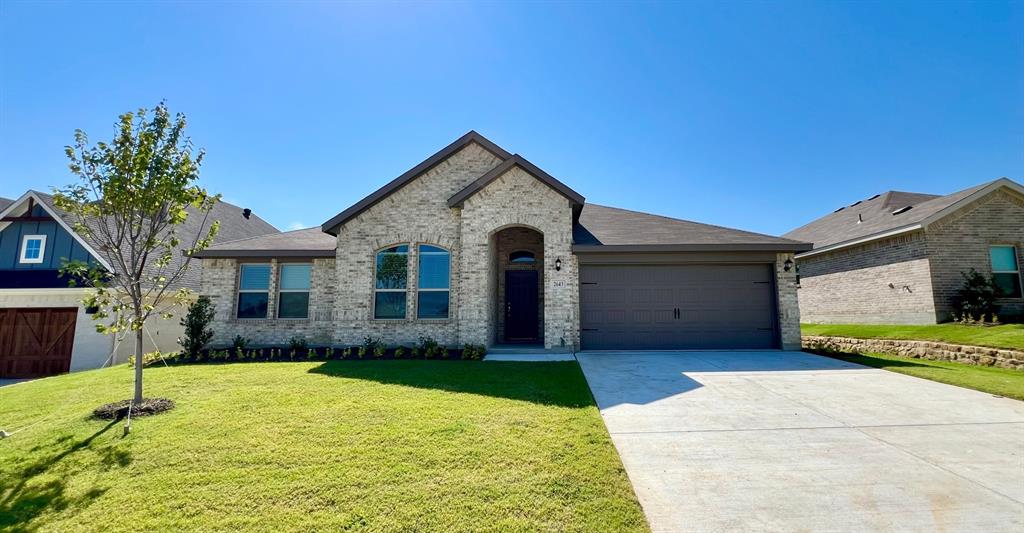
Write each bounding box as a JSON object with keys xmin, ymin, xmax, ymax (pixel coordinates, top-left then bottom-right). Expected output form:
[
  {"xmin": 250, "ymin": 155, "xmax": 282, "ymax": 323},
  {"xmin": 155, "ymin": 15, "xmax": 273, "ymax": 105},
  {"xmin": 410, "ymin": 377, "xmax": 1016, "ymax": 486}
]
[
  {"xmin": 555, "ymin": 258, "xmax": 562, "ymax": 272},
  {"xmin": 783, "ymin": 258, "xmax": 794, "ymax": 272}
]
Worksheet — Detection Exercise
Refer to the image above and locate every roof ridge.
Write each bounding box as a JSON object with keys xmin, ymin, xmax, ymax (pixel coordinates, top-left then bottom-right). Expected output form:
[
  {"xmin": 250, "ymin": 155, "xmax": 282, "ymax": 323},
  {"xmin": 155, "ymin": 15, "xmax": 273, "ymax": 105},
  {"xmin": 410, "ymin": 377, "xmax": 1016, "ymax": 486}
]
[{"xmin": 209, "ymin": 226, "xmax": 322, "ymax": 247}]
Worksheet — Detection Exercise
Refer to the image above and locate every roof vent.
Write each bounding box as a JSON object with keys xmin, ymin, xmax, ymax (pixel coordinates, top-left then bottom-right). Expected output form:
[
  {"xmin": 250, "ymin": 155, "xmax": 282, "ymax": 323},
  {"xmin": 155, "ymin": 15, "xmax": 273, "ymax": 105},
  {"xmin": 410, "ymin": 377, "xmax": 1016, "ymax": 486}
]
[
  {"xmin": 892, "ymin": 205, "xmax": 913, "ymax": 215},
  {"xmin": 867, "ymin": 194, "xmax": 880, "ymax": 201},
  {"xmin": 857, "ymin": 213, "xmax": 863, "ymax": 224},
  {"xmin": 242, "ymin": 208, "xmax": 252, "ymax": 219},
  {"xmin": 833, "ymin": 206, "xmax": 846, "ymax": 213},
  {"xmin": 850, "ymin": 200, "xmax": 862, "ymax": 207}
]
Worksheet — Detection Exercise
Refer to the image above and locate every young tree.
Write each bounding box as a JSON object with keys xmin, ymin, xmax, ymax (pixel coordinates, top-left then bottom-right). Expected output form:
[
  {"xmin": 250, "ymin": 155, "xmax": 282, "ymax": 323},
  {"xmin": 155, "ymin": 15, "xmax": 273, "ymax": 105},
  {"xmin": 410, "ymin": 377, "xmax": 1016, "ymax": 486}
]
[{"xmin": 54, "ymin": 102, "xmax": 220, "ymax": 404}]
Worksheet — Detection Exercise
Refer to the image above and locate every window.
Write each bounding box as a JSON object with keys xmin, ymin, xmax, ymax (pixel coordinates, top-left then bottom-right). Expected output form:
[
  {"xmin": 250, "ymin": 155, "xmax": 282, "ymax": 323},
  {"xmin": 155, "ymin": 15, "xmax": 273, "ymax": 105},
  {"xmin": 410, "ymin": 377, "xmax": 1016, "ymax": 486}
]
[
  {"xmin": 374, "ymin": 245, "xmax": 408, "ymax": 319},
  {"xmin": 417, "ymin": 244, "xmax": 450, "ymax": 319},
  {"xmin": 237, "ymin": 264, "xmax": 271, "ymax": 318},
  {"xmin": 278, "ymin": 264, "xmax": 311, "ymax": 318},
  {"xmin": 19, "ymin": 235, "xmax": 46, "ymax": 264},
  {"xmin": 990, "ymin": 246, "xmax": 1022, "ymax": 298},
  {"xmin": 509, "ymin": 250, "xmax": 536, "ymax": 264}
]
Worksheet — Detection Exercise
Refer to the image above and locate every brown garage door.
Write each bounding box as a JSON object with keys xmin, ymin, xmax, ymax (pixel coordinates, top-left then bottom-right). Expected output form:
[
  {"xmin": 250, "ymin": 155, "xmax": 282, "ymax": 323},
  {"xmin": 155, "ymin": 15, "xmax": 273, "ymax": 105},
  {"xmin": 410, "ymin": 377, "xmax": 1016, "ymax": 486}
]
[
  {"xmin": 579, "ymin": 264, "xmax": 777, "ymax": 350},
  {"xmin": 0, "ymin": 308, "xmax": 77, "ymax": 378}
]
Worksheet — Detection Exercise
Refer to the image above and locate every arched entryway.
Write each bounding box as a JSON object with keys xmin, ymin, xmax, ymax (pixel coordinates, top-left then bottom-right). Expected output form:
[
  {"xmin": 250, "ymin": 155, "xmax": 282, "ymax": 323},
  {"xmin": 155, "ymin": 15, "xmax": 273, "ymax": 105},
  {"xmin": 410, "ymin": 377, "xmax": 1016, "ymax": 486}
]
[{"xmin": 493, "ymin": 226, "xmax": 544, "ymax": 345}]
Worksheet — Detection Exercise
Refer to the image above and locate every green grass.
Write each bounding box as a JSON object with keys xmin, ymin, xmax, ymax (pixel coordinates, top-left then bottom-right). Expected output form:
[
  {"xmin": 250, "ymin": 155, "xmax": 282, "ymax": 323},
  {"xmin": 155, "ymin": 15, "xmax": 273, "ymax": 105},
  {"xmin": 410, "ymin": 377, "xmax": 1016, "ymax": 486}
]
[
  {"xmin": 814, "ymin": 350, "xmax": 1024, "ymax": 401},
  {"xmin": 801, "ymin": 323, "xmax": 1024, "ymax": 351},
  {"xmin": 0, "ymin": 361, "xmax": 646, "ymax": 532}
]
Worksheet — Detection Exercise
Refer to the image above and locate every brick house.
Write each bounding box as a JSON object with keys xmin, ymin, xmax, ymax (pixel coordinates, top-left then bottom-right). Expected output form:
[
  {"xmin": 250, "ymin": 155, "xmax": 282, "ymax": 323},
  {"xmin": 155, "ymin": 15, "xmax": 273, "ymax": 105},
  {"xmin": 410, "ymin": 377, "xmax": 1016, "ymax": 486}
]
[
  {"xmin": 196, "ymin": 131, "xmax": 811, "ymax": 352},
  {"xmin": 785, "ymin": 178, "xmax": 1024, "ymax": 324}
]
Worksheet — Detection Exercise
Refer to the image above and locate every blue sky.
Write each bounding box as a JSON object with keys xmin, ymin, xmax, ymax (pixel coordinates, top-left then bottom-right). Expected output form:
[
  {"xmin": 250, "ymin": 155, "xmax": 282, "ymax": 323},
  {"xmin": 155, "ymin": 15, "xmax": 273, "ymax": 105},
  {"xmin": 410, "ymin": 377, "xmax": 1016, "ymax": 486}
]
[{"xmin": 1, "ymin": 1, "xmax": 1020, "ymax": 235}]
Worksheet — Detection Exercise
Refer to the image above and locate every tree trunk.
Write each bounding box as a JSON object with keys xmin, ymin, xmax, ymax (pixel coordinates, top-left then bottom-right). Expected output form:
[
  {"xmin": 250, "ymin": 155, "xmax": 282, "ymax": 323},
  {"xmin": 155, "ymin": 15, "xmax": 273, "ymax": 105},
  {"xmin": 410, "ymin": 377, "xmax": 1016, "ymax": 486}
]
[{"xmin": 134, "ymin": 327, "xmax": 144, "ymax": 404}]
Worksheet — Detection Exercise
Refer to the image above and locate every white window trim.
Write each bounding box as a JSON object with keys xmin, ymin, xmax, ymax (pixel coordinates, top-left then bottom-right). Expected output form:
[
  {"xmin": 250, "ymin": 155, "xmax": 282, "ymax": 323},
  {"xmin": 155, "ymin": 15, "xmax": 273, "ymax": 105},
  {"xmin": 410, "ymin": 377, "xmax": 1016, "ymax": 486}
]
[
  {"xmin": 417, "ymin": 244, "xmax": 451, "ymax": 320},
  {"xmin": 277, "ymin": 263, "xmax": 312, "ymax": 319},
  {"xmin": 19, "ymin": 234, "xmax": 46, "ymax": 264},
  {"xmin": 374, "ymin": 245, "xmax": 409, "ymax": 320},
  {"xmin": 237, "ymin": 263, "xmax": 272, "ymax": 319},
  {"xmin": 990, "ymin": 245, "xmax": 1023, "ymax": 298}
]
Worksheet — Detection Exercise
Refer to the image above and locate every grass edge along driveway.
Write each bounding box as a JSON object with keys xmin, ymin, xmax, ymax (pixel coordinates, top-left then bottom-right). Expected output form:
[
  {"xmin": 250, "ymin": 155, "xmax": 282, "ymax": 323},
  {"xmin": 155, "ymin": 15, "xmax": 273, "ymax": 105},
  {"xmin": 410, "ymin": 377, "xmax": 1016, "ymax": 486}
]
[{"xmin": 0, "ymin": 360, "xmax": 648, "ymax": 532}]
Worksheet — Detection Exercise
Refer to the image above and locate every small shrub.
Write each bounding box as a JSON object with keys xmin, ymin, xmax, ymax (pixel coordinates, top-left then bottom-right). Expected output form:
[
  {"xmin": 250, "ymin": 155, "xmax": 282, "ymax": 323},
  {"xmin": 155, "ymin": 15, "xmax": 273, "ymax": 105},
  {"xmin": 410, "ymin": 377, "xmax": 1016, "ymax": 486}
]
[
  {"xmin": 128, "ymin": 351, "xmax": 170, "ymax": 368},
  {"xmin": 289, "ymin": 349, "xmax": 298, "ymax": 361},
  {"xmin": 289, "ymin": 336, "xmax": 308, "ymax": 351},
  {"xmin": 307, "ymin": 348, "xmax": 322, "ymax": 361},
  {"xmin": 325, "ymin": 347, "xmax": 335, "ymax": 360},
  {"xmin": 373, "ymin": 344, "xmax": 386, "ymax": 358},
  {"xmin": 461, "ymin": 344, "xmax": 487, "ymax": 360},
  {"xmin": 394, "ymin": 346, "xmax": 406, "ymax": 359},
  {"xmin": 232, "ymin": 335, "xmax": 249, "ymax": 350},
  {"xmin": 178, "ymin": 296, "xmax": 215, "ymax": 359},
  {"xmin": 357, "ymin": 346, "xmax": 367, "ymax": 359},
  {"xmin": 410, "ymin": 346, "xmax": 421, "ymax": 358},
  {"xmin": 233, "ymin": 347, "xmax": 244, "ymax": 361},
  {"xmin": 418, "ymin": 336, "xmax": 442, "ymax": 359},
  {"xmin": 953, "ymin": 269, "xmax": 1001, "ymax": 323},
  {"xmin": 342, "ymin": 347, "xmax": 352, "ymax": 359}
]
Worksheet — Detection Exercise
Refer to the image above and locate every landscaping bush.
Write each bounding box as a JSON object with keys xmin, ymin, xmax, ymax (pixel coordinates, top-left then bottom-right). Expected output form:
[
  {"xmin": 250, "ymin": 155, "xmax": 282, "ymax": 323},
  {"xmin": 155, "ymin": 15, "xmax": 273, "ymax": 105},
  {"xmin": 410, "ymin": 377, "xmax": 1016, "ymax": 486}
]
[
  {"xmin": 289, "ymin": 336, "xmax": 308, "ymax": 351},
  {"xmin": 179, "ymin": 296, "xmax": 215, "ymax": 360},
  {"xmin": 418, "ymin": 336, "xmax": 444, "ymax": 359},
  {"xmin": 461, "ymin": 344, "xmax": 487, "ymax": 360},
  {"xmin": 232, "ymin": 335, "xmax": 250, "ymax": 350},
  {"xmin": 394, "ymin": 346, "xmax": 407, "ymax": 359},
  {"xmin": 953, "ymin": 269, "xmax": 1001, "ymax": 323}
]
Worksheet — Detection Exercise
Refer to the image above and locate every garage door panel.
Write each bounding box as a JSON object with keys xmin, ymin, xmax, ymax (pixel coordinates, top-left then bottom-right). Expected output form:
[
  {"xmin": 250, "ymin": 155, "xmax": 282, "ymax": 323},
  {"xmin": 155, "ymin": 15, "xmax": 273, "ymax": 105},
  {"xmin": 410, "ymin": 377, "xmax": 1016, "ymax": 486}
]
[
  {"xmin": 580, "ymin": 264, "xmax": 777, "ymax": 350},
  {"xmin": 0, "ymin": 308, "xmax": 76, "ymax": 378}
]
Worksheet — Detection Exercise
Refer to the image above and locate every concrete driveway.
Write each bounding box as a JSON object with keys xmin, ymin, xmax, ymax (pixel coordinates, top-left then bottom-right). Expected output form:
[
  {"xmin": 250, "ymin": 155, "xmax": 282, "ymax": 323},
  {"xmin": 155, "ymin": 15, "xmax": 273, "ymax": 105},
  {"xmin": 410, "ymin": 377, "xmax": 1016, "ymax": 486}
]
[{"xmin": 577, "ymin": 351, "xmax": 1024, "ymax": 533}]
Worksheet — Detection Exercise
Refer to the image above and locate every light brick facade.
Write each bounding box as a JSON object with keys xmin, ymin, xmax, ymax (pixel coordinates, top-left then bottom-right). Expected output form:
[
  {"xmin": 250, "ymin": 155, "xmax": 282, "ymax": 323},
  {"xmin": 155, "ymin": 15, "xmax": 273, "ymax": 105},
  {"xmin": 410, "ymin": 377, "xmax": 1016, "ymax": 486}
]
[
  {"xmin": 797, "ymin": 187, "xmax": 1024, "ymax": 324},
  {"xmin": 200, "ymin": 140, "xmax": 803, "ymax": 351}
]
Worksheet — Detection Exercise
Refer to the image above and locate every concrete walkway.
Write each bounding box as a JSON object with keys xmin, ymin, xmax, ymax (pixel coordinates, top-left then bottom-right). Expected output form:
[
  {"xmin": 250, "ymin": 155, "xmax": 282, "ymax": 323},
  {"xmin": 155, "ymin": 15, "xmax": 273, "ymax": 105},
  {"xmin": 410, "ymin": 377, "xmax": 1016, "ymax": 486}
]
[{"xmin": 577, "ymin": 351, "xmax": 1024, "ymax": 533}]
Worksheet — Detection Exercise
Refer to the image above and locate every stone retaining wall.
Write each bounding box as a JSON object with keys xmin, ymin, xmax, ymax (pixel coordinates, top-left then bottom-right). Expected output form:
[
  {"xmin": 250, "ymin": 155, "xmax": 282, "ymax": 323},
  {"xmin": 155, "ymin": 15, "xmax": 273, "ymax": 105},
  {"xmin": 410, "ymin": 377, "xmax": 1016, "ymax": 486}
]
[{"xmin": 802, "ymin": 335, "xmax": 1024, "ymax": 371}]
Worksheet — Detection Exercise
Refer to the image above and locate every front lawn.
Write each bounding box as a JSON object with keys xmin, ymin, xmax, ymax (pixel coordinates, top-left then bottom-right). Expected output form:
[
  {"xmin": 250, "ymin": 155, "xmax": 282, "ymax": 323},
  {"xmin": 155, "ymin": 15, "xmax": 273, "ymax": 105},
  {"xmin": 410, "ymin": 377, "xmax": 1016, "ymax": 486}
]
[
  {"xmin": 0, "ymin": 361, "xmax": 646, "ymax": 532},
  {"xmin": 801, "ymin": 323, "xmax": 1024, "ymax": 351},
  {"xmin": 814, "ymin": 350, "xmax": 1024, "ymax": 401}
]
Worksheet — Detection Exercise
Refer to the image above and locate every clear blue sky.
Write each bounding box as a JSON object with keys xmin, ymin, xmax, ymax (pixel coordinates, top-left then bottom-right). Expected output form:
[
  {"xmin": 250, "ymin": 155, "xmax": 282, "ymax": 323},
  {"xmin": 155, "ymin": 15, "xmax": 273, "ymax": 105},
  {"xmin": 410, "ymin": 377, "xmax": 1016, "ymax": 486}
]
[{"xmin": 1, "ymin": 1, "xmax": 1020, "ymax": 235}]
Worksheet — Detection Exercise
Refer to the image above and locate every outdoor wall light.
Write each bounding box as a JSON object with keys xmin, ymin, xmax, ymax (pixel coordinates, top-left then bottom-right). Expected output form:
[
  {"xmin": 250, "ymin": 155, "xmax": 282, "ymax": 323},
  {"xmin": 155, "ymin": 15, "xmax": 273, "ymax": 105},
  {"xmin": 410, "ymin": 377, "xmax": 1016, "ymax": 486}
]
[
  {"xmin": 555, "ymin": 258, "xmax": 562, "ymax": 271},
  {"xmin": 783, "ymin": 258, "xmax": 794, "ymax": 272}
]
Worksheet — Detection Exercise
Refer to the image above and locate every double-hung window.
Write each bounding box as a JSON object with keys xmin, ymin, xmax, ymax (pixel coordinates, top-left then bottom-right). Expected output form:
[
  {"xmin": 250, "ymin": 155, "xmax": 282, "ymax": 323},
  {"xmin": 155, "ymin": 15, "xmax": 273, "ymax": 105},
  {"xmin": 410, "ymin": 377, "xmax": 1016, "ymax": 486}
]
[
  {"xmin": 19, "ymin": 235, "xmax": 46, "ymax": 264},
  {"xmin": 990, "ymin": 246, "xmax": 1022, "ymax": 298},
  {"xmin": 278, "ymin": 264, "xmax": 312, "ymax": 318},
  {"xmin": 417, "ymin": 245, "xmax": 450, "ymax": 319},
  {"xmin": 237, "ymin": 264, "xmax": 271, "ymax": 318},
  {"xmin": 374, "ymin": 245, "xmax": 408, "ymax": 319}
]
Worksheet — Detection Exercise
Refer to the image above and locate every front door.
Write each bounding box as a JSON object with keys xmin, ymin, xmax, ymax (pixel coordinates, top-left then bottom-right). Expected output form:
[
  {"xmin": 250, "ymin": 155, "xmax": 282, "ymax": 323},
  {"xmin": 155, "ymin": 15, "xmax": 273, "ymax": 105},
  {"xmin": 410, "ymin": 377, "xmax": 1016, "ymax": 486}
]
[{"xmin": 505, "ymin": 270, "xmax": 539, "ymax": 342}]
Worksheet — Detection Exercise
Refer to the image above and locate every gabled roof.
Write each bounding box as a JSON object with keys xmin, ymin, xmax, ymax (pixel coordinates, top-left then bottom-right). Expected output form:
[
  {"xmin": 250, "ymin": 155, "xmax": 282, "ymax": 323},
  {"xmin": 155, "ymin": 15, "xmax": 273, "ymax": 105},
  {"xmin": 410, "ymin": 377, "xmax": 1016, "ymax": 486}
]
[
  {"xmin": 195, "ymin": 227, "xmax": 336, "ymax": 258},
  {"xmin": 321, "ymin": 131, "xmax": 512, "ymax": 235},
  {"xmin": 0, "ymin": 197, "xmax": 12, "ymax": 211},
  {"xmin": 784, "ymin": 177, "xmax": 1024, "ymax": 256},
  {"xmin": 573, "ymin": 204, "xmax": 811, "ymax": 252},
  {"xmin": 447, "ymin": 154, "xmax": 585, "ymax": 216},
  {"xmin": 1, "ymin": 189, "xmax": 279, "ymax": 290}
]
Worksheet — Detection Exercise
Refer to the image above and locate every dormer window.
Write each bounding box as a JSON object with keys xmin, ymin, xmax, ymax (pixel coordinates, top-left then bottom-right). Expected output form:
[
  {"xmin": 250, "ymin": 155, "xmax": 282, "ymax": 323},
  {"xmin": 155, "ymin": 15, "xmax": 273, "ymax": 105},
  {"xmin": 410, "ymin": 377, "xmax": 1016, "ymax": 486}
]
[
  {"xmin": 509, "ymin": 250, "xmax": 536, "ymax": 264},
  {"xmin": 19, "ymin": 235, "xmax": 46, "ymax": 264}
]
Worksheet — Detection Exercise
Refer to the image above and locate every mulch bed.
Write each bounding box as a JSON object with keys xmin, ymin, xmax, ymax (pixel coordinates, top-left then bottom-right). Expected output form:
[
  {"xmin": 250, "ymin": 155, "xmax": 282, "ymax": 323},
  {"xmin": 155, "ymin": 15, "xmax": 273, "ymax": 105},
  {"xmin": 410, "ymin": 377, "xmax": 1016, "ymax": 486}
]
[{"xmin": 93, "ymin": 398, "xmax": 175, "ymax": 420}]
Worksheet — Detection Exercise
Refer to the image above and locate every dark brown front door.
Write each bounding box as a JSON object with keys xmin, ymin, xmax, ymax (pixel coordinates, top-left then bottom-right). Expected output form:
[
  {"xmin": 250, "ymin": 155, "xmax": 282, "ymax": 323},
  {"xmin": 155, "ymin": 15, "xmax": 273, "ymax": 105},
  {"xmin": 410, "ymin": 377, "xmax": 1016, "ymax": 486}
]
[
  {"xmin": 505, "ymin": 270, "xmax": 539, "ymax": 342},
  {"xmin": 0, "ymin": 308, "xmax": 77, "ymax": 378}
]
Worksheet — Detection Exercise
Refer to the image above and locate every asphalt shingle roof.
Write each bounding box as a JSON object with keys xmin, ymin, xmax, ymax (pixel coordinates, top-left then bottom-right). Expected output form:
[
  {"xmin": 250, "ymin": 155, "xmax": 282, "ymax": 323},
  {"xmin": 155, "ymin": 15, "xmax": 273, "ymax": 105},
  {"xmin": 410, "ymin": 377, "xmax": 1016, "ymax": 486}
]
[
  {"xmin": 782, "ymin": 180, "xmax": 1002, "ymax": 249},
  {"xmin": 573, "ymin": 204, "xmax": 810, "ymax": 251},
  {"xmin": 197, "ymin": 227, "xmax": 336, "ymax": 257},
  {"xmin": 0, "ymin": 197, "xmax": 12, "ymax": 211}
]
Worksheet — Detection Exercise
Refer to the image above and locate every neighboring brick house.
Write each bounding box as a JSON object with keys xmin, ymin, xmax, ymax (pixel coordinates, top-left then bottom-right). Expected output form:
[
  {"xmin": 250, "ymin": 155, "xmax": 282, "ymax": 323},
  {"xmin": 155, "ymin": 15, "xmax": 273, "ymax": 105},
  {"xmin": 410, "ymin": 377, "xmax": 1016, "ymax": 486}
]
[
  {"xmin": 0, "ymin": 191, "xmax": 278, "ymax": 378},
  {"xmin": 785, "ymin": 178, "xmax": 1024, "ymax": 324},
  {"xmin": 196, "ymin": 131, "xmax": 811, "ymax": 352}
]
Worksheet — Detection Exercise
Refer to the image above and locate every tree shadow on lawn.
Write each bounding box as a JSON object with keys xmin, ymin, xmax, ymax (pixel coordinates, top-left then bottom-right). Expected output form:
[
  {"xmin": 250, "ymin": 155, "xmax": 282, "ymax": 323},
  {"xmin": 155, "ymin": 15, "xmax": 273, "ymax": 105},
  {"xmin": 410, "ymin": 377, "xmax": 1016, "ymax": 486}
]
[
  {"xmin": 0, "ymin": 419, "xmax": 131, "ymax": 532},
  {"xmin": 309, "ymin": 360, "xmax": 594, "ymax": 408}
]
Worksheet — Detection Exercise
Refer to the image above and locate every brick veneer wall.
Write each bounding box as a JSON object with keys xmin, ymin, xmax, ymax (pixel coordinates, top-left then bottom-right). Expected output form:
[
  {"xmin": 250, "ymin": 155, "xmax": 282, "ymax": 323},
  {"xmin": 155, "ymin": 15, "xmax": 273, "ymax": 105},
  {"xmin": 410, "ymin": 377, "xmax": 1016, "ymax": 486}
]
[
  {"xmin": 796, "ymin": 231, "xmax": 938, "ymax": 324},
  {"xmin": 331, "ymin": 142, "xmax": 504, "ymax": 347},
  {"xmin": 202, "ymin": 257, "xmax": 336, "ymax": 346},
  {"xmin": 459, "ymin": 166, "xmax": 578, "ymax": 350},
  {"xmin": 775, "ymin": 252, "xmax": 802, "ymax": 350},
  {"xmin": 925, "ymin": 189, "xmax": 1024, "ymax": 321}
]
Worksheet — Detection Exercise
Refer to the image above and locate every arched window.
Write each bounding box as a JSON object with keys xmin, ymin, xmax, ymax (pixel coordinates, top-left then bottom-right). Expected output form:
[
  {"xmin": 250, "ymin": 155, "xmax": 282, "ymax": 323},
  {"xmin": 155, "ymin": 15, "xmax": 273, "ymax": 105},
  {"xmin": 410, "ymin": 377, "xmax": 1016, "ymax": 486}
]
[
  {"xmin": 509, "ymin": 250, "xmax": 536, "ymax": 264},
  {"xmin": 374, "ymin": 245, "xmax": 408, "ymax": 319},
  {"xmin": 417, "ymin": 244, "xmax": 450, "ymax": 319}
]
